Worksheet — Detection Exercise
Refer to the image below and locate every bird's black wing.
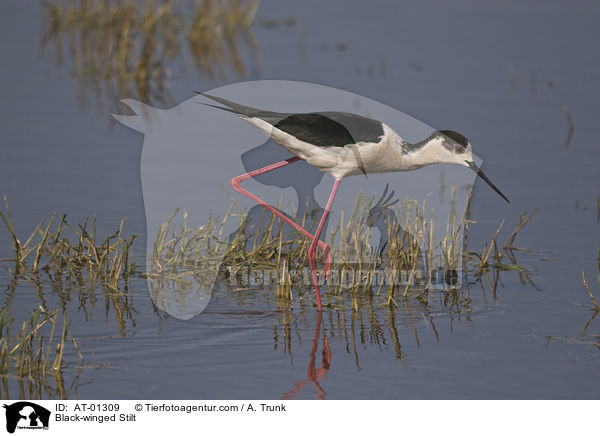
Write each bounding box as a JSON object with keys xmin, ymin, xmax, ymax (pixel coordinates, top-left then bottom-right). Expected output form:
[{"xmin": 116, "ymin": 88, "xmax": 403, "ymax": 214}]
[
  {"xmin": 198, "ymin": 93, "xmax": 384, "ymax": 147},
  {"xmin": 198, "ymin": 93, "xmax": 384, "ymax": 177},
  {"xmin": 273, "ymin": 112, "xmax": 384, "ymax": 147}
]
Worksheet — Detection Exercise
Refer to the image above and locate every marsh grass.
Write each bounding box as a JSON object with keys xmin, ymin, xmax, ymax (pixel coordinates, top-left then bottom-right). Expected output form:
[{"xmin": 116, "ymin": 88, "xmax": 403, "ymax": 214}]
[
  {"xmin": 0, "ymin": 196, "xmax": 138, "ymax": 336},
  {"xmin": 148, "ymin": 193, "xmax": 432, "ymax": 303},
  {"xmin": 148, "ymin": 192, "xmax": 537, "ymax": 308},
  {"xmin": 503, "ymin": 208, "xmax": 541, "ymax": 250},
  {"xmin": 147, "ymin": 205, "xmax": 243, "ymax": 286},
  {"xmin": 462, "ymin": 205, "xmax": 541, "ymax": 296},
  {"xmin": 0, "ymin": 193, "xmax": 140, "ymax": 396},
  {"xmin": 540, "ymin": 259, "xmax": 600, "ymax": 352},
  {"xmin": 582, "ymin": 270, "xmax": 600, "ymax": 312},
  {"xmin": 0, "ymin": 197, "xmax": 137, "ymax": 290},
  {"xmin": 41, "ymin": 0, "xmax": 260, "ymax": 114},
  {"xmin": 581, "ymin": 270, "xmax": 600, "ymax": 342},
  {"xmin": 1, "ymin": 190, "xmax": 536, "ymax": 313},
  {"xmin": 0, "ymin": 192, "xmax": 543, "ymax": 394},
  {"xmin": 0, "ymin": 306, "xmax": 83, "ymax": 399}
]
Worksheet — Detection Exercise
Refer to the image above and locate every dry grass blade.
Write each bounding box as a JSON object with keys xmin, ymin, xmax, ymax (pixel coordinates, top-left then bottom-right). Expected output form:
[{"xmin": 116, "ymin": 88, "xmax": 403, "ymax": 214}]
[
  {"xmin": 582, "ymin": 270, "xmax": 600, "ymax": 311},
  {"xmin": 483, "ymin": 219, "xmax": 504, "ymax": 265},
  {"xmin": 503, "ymin": 208, "xmax": 541, "ymax": 249}
]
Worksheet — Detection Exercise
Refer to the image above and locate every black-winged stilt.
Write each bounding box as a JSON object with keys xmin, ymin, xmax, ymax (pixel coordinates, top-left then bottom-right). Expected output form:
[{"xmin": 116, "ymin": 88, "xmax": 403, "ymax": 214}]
[{"xmin": 199, "ymin": 93, "xmax": 509, "ymax": 311}]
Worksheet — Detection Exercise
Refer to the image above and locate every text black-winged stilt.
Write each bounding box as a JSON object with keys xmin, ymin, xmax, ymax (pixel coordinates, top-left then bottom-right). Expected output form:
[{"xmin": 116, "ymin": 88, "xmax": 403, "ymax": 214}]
[{"xmin": 199, "ymin": 92, "xmax": 509, "ymax": 311}]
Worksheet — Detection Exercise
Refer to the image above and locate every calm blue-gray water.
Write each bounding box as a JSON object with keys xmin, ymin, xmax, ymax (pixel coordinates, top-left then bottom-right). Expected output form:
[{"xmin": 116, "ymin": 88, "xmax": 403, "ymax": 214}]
[{"xmin": 0, "ymin": 1, "xmax": 599, "ymax": 399}]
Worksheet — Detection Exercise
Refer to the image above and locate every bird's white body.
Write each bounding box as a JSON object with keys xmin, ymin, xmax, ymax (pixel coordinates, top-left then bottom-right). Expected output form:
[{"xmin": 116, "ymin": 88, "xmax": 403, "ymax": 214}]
[{"xmin": 240, "ymin": 115, "xmax": 474, "ymax": 179}]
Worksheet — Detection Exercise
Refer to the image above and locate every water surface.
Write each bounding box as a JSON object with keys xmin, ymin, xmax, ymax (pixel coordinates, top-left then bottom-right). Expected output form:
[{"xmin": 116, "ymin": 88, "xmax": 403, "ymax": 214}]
[{"xmin": 0, "ymin": 0, "xmax": 599, "ymax": 399}]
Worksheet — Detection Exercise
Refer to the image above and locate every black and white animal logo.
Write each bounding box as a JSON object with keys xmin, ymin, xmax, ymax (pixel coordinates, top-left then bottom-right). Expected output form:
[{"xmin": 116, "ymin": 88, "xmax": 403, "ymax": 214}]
[{"xmin": 3, "ymin": 402, "xmax": 50, "ymax": 433}]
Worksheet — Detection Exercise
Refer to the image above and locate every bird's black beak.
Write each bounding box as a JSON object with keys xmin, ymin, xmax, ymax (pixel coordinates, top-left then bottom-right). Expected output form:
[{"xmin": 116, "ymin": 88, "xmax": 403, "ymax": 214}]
[{"xmin": 465, "ymin": 161, "xmax": 510, "ymax": 203}]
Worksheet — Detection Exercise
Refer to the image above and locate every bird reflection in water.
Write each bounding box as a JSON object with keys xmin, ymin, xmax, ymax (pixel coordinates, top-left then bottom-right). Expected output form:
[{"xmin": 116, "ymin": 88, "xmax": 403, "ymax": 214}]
[{"xmin": 282, "ymin": 311, "xmax": 332, "ymax": 400}]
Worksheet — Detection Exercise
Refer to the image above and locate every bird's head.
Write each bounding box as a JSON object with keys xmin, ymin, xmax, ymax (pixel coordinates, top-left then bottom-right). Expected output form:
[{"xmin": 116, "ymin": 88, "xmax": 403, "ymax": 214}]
[
  {"xmin": 434, "ymin": 129, "xmax": 474, "ymax": 165},
  {"xmin": 434, "ymin": 130, "xmax": 509, "ymax": 203}
]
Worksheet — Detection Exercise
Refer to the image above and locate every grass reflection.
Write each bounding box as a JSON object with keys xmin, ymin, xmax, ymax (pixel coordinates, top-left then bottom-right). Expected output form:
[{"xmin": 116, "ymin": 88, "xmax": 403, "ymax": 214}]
[{"xmin": 41, "ymin": 0, "xmax": 260, "ymax": 114}]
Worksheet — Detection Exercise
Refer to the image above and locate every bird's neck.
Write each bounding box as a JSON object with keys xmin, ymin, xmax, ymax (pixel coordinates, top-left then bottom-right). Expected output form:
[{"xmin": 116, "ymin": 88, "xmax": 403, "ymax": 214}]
[{"xmin": 403, "ymin": 134, "xmax": 446, "ymax": 167}]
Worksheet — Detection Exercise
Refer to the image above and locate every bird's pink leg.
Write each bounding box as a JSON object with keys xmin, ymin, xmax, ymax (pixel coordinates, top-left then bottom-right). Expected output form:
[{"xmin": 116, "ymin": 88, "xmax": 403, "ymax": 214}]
[
  {"xmin": 308, "ymin": 178, "xmax": 341, "ymax": 311},
  {"xmin": 230, "ymin": 156, "xmax": 332, "ymax": 277}
]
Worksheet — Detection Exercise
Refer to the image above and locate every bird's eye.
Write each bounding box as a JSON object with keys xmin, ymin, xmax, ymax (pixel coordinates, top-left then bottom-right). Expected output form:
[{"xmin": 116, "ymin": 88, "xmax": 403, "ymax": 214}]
[{"xmin": 455, "ymin": 145, "xmax": 462, "ymax": 153}]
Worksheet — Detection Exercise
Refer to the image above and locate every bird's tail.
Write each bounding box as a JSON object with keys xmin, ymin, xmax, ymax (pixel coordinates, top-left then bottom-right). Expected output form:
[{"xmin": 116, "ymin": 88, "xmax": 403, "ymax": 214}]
[{"xmin": 194, "ymin": 91, "xmax": 277, "ymax": 118}]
